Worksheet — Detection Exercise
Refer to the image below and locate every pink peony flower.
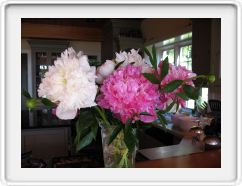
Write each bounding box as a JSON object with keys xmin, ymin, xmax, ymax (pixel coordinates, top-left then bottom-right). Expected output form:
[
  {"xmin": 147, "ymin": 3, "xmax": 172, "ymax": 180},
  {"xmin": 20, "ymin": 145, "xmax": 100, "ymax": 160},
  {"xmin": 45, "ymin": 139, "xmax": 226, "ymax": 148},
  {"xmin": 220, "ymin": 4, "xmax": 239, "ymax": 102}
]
[
  {"xmin": 159, "ymin": 61, "xmax": 196, "ymax": 108},
  {"xmin": 96, "ymin": 49, "xmax": 152, "ymax": 84},
  {"xmin": 97, "ymin": 65, "xmax": 160, "ymax": 124}
]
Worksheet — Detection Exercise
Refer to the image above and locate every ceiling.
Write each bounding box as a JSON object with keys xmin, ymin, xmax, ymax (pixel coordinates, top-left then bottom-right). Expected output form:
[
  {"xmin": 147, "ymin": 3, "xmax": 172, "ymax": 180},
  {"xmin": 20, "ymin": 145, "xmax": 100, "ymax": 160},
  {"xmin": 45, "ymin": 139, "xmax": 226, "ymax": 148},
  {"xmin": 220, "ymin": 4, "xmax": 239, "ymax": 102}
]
[{"xmin": 21, "ymin": 18, "xmax": 143, "ymax": 28}]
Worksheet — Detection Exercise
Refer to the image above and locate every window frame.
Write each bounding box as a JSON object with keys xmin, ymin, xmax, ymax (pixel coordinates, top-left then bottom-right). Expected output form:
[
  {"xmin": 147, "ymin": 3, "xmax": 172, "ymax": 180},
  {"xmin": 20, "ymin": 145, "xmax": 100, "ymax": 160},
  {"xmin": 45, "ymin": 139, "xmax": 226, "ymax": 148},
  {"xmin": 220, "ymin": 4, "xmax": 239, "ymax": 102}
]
[
  {"xmin": 157, "ymin": 38, "xmax": 192, "ymax": 67},
  {"xmin": 154, "ymin": 32, "xmax": 194, "ymax": 109}
]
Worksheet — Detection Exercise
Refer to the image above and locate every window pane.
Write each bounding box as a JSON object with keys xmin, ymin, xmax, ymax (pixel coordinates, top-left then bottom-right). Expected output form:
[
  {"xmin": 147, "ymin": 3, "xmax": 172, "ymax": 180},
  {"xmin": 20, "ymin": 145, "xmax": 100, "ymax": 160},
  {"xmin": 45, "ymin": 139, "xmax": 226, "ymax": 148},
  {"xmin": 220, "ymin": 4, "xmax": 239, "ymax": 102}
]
[
  {"xmin": 163, "ymin": 38, "xmax": 175, "ymax": 45},
  {"xmin": 180, "ymin": 32, "xmax": 192, "ymax": 40},
  {"xmin": 179, "ymin": 45, "xmax": 192, "ymax": 70},
  {"xmin": 36, "ymin": 52, "xmax": 48, "ymax": 95},
  {"xmin": 201, "ymin": 88, "xmax": 208, "ymax": 103},
  {"xmin": 163, "ymin": 49, "xmax": 174, "ymax": 64},
  {"xmin": 51, "ymin": 52, "xmax": 61, "ymax": 64},
  {"xmin": 186, "ymin": 100, "xmax": 195, "ymax": 109}
]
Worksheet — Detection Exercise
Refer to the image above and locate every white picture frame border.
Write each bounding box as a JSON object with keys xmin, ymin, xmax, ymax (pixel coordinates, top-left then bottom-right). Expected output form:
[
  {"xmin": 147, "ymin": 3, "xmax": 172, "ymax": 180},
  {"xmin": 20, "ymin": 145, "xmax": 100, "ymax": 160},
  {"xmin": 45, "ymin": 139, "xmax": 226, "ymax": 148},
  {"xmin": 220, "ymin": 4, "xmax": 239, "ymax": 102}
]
[{"xmin": 0, "ymin": 0, "xmax": 241, "ymax": 186}]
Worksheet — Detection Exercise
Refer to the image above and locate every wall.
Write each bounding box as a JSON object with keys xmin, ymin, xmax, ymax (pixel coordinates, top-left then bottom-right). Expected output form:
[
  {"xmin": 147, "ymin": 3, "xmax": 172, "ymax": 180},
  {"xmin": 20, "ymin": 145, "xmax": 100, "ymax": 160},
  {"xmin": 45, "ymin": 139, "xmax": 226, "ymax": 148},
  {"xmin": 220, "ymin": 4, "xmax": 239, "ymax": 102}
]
[
  {"xmin": 69, "ymin": 41, "xmax": 101, "ymax": 61},
  {"xmin": 141, "ymin": 18, "xmax": 192, "ymax": 45},
  {"xmin": 208, "ymin": 19, "xmax": 221, "ymax": 100},
  {"xmin": 142, "ymin": 19, "xmax": 221, "ymax": 101},
  {"xmin": 21, "ymin": 39, "xmax": 31, "ymax": 50},
  {"xmin": 21, "ymin": 39, "xmax": 101, "ymax": 97},
  {"xmin": 21, "ymin": 39, "xmax": 101, "ymax": 61}
]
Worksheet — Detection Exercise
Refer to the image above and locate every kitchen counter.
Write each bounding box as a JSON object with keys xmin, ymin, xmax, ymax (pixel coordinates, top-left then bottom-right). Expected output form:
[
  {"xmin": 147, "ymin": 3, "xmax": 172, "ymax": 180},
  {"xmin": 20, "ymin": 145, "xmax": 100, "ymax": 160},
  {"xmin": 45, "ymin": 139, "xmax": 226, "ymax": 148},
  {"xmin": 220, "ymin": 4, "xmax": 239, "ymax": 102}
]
[{"xmin": 136, "ymin": 149, "xmax": 221, "ymax": 168}]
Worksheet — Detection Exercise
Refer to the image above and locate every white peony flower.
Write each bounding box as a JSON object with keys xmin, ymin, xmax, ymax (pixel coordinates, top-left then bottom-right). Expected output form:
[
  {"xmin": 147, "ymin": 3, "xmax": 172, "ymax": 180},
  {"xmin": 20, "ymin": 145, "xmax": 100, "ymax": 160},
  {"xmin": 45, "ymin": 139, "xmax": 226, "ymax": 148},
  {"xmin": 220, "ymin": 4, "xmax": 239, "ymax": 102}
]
[
  {"xmin": 115, "ymin": 49, "xmax": 151, "ymax": 73},
  {"xmin": 38, "ymin": 47, "xmax": 98, "ymax": 120},
  {"xmin": 96, "ymin": 49, "xmax": 152, "ymax": 84}
]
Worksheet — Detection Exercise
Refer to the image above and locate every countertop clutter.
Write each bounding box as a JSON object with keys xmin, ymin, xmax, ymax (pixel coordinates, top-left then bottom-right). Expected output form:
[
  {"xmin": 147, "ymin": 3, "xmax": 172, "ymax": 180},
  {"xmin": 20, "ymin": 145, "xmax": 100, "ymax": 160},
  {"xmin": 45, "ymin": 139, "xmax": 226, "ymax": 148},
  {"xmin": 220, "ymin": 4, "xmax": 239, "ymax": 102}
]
[{"xmin": 22, "ymin": 110, "xmax": 220, "ymax": 168}]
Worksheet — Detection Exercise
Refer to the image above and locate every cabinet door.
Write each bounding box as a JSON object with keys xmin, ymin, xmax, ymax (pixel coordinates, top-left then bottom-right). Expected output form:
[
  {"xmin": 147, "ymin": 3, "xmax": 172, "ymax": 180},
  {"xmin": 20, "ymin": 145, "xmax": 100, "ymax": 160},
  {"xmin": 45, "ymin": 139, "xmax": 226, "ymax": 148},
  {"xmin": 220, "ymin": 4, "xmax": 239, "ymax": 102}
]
[
  {"xmin": 22, "ymin": 128, "xmax": 71, "ymax": 161},
  {"xmin": 28, "ymin": 39, "xmax": 69, "ymax": 97},
  {"xmin": 21, "ymin": 53, "xmax": 28, "ymax": 109},
  {"xmin": 35, "ymin": 51, "xmax": 48, "ymax": 94},
  {"xmin": 35, "ymin": 51, "xmax": 61, "ymax": 96}
]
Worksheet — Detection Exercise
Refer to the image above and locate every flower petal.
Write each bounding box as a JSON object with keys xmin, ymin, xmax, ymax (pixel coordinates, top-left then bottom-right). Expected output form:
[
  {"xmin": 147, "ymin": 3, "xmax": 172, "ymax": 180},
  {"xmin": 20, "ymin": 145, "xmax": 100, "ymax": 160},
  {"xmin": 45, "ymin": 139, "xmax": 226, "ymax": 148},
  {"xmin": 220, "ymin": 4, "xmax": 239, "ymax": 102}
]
[{"xmin": 56, "ymin": 105, "xmax": 77, "ymax": 120}]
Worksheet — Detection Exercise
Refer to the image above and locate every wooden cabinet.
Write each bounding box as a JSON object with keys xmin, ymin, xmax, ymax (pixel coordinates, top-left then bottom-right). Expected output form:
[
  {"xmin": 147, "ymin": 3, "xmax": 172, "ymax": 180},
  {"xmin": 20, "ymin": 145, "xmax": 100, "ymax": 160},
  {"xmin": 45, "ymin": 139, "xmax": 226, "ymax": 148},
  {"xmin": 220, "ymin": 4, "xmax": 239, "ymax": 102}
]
[
  {"xmin": 28, "ymin": 39, "xmax": 69, "ymax": 97},
  {"xmin": 22, "ymin": 127, "xmax": 71, "ymax": 161}
]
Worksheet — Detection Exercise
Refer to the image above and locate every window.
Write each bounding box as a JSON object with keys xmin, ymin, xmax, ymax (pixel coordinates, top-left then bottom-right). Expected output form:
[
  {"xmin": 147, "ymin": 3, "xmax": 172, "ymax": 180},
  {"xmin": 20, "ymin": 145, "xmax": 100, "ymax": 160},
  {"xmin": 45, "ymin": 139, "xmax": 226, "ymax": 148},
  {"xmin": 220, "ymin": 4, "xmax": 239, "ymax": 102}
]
[
  {"xmin": 146, "ymin": 32, "xmax": 194, "ymax": 109},
  {"xmin": 157, "ymin": 32, "xmax": 192, "ymax": 69},
  {"xmin": 201, "ymin": 87, "xmax": 208, "ymax": 103},
  {"xmin": 179, "ymin": 45, "xmax": 192, "ymax": 70},
  {"xmin": 162, "ymin": 49, "xmax": 175, "ymax": 65}
]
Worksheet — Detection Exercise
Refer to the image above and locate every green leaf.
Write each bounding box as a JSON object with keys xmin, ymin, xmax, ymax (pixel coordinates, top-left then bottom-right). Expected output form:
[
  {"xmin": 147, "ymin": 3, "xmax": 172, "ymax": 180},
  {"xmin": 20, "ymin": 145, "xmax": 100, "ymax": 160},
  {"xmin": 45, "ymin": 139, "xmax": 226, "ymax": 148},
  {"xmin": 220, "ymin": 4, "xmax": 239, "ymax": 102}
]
[
  {"xmin": 156, "ymin": 101, "xmax": 176, "ymax": 115},
  {"xmin": 115, "ymin": 61, "xmax": 125, "ymax": 70},
  {"xmin": 75, "ymin": 131, "xmax": 94, "ymax": 151},
  {"xmin": 91, "ymin": 124, "xmax": 99, "ymax": 140},
  {"xmin": 160, "ymin": 56, "xmax": 169, "ymax": 81},
  {"xmin": 176, "ymin": 92, "xmax": 189, "ymax": 101},
  {"xmin": 75, "ymin": 127, "xmax": 89, "ymax": 146},
  {"xmin": 165, "ymin": 101, "xmax": 176, "ymax": 113},
  {"xmin": 140, "ymin": 112, "xmax": 152, "ymax": 116},
  {"xmin": 163, "ymin": 80, "xmax": 183, "ymax": 92},
  {"xmin": 143, "ymin": 47, "xmax": 156, "ymax": 70},
  {"xmin": 108, "ymin": 125, "xmax": 123, "ymax": 145},
  {"xmin": 22, "ymin": 90, "xmax": 31, "ymax": 99},
  {"xmin": 75, "ymin": 110, "xmax": 99, "ymax": 151},
  {"xmin": 138, "ymin": 124, "xmax": 152, "ymax": 130},
  {"xmin": 94, "ymin": 106, "xmax": 111, "ymax": 128},
  {"xmin": 182, "ymin": 85, "xmax": 200, "ymax": 100},
  {"xmin": 152, "ymin": 45, "xmax": 157, "ymax": 70},
  {"xmin": 157, "ymin": 111, "xmax": 167, "ymax": 130},
  {"xmin": 176, "ymin": 102, "xmax": 180, "ymax": 113},
  {"xmin": 142, "ymin": 73, "xmax": 160, "ymax": 84},
  {"xmin": 143, "ymin": 47, "xmax": 153, "ymax": 64},
  {"xmin": 124, "ymin": 124, "xmax": 136, "ymax": 153},
  {"xmin": 41, "ymin": 98, "xmax": 56, "ymax": 107}
]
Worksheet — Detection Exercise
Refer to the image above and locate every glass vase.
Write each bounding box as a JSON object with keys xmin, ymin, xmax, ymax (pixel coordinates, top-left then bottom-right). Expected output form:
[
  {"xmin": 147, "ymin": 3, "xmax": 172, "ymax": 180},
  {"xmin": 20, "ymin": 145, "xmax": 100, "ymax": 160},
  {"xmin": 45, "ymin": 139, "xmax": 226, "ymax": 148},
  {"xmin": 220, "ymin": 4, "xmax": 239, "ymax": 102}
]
[{"xmin": 101, "ymin": 126, "xmax": 137, "ymax": 168}]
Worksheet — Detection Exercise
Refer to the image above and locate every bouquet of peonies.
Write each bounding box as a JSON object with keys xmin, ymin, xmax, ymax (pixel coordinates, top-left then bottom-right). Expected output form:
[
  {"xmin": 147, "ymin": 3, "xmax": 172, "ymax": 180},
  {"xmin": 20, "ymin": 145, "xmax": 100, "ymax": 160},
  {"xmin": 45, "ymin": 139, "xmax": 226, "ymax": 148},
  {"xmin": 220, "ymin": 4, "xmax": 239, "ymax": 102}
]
[{"xmin": 24, "ymin": 47, "xmax": 215, "ymax": 168}]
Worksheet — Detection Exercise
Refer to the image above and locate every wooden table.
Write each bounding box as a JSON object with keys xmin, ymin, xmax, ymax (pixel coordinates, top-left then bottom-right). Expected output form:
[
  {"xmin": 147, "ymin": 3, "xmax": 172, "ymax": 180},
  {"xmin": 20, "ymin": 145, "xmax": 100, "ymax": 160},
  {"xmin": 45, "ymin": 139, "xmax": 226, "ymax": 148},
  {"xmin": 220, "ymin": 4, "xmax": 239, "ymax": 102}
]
[{"xmin": 136, "ymin": 149, "xmax": 221, "ymax": 168}]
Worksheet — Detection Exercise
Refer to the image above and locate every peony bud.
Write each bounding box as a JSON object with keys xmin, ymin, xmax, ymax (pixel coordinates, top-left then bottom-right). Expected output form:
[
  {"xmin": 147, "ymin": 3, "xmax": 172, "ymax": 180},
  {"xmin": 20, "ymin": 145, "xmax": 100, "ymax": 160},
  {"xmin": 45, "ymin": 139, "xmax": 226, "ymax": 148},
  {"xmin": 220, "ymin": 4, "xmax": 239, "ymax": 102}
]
[
  {"xmin": 96, "ymin": 73, "xmax": 104, "ymax": 84},
  {"xmin": 97, "ymin": 60, "xmax": 116, "ymax": 78}
]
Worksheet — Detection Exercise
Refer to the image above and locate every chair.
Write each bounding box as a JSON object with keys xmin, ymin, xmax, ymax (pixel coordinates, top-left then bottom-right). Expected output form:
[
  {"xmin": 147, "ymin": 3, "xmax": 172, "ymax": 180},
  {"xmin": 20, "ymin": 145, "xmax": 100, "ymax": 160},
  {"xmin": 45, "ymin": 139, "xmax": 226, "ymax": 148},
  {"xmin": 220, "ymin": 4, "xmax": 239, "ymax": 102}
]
[
  {"xmin": 208, "ymin": 100, "xmax": 221, "ymax": 134},
  {"xmin": 208, "ymin": 99, "xmax": 221, "ymax": 113}
]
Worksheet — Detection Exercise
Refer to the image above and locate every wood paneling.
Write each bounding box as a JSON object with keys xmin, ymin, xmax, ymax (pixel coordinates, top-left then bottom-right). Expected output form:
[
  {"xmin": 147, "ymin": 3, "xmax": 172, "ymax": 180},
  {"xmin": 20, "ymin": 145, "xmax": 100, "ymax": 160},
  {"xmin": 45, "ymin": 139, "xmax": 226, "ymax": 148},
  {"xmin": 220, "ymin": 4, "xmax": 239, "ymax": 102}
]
[
  {"xmin": 192, "ymin": 19, "xmax": 212, "ymax": 76},
  {"xmin": 22, "ymin": 128, "xmax": 71, "ymax": 161},
  {"xmin": 22, "ymin": 23, "xmax": 102, "ymax": 41}
]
